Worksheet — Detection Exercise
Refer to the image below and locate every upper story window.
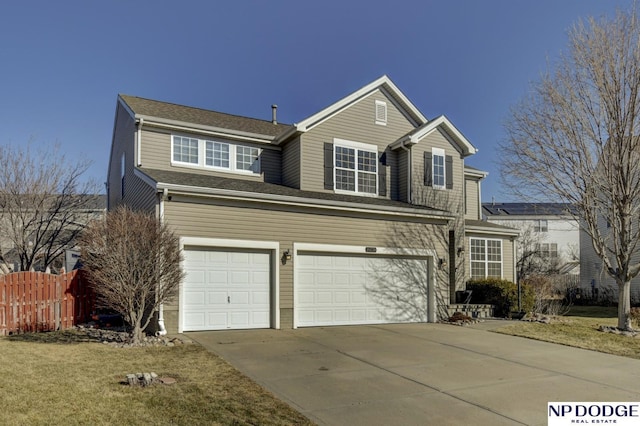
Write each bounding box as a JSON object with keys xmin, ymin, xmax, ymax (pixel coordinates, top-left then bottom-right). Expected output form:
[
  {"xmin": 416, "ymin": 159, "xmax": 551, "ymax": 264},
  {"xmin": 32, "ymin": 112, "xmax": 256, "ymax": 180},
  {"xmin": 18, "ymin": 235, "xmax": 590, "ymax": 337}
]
[
  {"xmin": 205, "ymin": 141, "xmax": 229, "ymax": 168},
  {"xmin": 236, "ymin": 146, "xmax": 260, "ymax": 173},
  {"xmin": 172, "ymin": 135, "xmax": 261, "ymax": 175},
  {"xmin": 432, "ymin": 148, "xmax": 445, "ymax": 189},
  {"xmin": 375, "ymin": 100, "xmax": 387, "ymax": 125},
  {"xmin": 173, "ymin": 136, "xmax": 199, "ymax": 164},
  {"xmin": 537, "ymin": 243, "xmax": 558, "ymax": 259},
  {"xmin": 334, "ymin": 138, "xmax": 378, "ymax": 195},
  {"xmin": 424, "ymin": 148, "xmax": 453, "ymax": 190},
  {"xmin": 534, "ymin": 219, "xmax": 548, "ymax": 232}
]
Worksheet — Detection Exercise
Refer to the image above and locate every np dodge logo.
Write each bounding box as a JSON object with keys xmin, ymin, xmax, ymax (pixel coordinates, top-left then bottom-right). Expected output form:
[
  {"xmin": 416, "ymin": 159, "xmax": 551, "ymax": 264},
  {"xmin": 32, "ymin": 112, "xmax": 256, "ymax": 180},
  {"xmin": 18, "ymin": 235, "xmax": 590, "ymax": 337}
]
[{"xmin": 548, "ymin": 402, "xmax": 640, "ymax": 425}]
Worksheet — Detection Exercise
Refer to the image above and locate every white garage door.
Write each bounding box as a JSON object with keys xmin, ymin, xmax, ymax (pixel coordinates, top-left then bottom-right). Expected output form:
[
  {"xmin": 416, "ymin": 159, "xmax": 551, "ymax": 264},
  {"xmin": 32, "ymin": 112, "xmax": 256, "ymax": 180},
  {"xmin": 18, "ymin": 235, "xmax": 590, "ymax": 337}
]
[
  {"xmin": 296, "ymin": 253, "xmax": 429, "ymax": 327},
  {"xmin": 182, "ymin": 248, "xmax": 271, "ymax": 331}
]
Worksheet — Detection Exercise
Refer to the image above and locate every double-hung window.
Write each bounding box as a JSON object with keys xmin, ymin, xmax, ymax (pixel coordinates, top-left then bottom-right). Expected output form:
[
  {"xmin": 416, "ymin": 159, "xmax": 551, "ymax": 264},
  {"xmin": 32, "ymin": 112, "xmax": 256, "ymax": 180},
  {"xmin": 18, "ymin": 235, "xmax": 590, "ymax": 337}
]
[
  {"xmin": 334, "ymin": 139, "xmax": 377, "ymax": 195},
  {"xmin": 173, "ymin": 136, "xmax": 199, "ymax": 164},
  {"xmin": 205, "ymin": 141, "xmax": 229, "ymax": 168},
  {"xmin": 172, "ymin": 135, "xmax": 260, "ymax": 174},
  {"xmin": 534, "ymin": 220, "xmax": 548, "ymax": 232},
  {"xmin": 470, "ymin": 238, "xmax": 503, "ymax": 279},
  {"xmin": 432, "ymin": 147, "xmax": 445, "ymax": 189}
]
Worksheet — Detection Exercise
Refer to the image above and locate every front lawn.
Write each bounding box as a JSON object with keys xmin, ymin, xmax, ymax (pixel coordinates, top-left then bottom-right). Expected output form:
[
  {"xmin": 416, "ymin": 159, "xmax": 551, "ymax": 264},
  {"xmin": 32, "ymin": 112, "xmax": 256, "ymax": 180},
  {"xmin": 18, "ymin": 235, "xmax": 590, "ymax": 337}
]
[
  {"xmin": 0, "ymin": 332, "xmax": 313, "ymax": 425},
  {"xmin": 496, "ymin": 306, "xmax": 640, "ymax": 359}
]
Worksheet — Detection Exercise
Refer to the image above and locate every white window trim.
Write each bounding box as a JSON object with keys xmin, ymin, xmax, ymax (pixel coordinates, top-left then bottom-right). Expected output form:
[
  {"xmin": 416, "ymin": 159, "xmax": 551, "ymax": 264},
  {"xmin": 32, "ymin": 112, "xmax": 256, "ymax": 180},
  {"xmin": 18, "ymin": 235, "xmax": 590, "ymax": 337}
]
[
  {"xmin": 333, "ymin": 138, "xmax": 378, "ymax": 197},
  {"xmin": 469, "ymin": 237, "xmax": 503, "ymax": 279},
  {"xmin": 432, "ymin": 147, "xmax": 446, "ymax": 190},
  {"xmin": 171, "ymin": 135, "xmax": 261, "ymax": 175},
  {"xmin": 375, "ymin": 100, "xmax": 387, "ymax": 126}
]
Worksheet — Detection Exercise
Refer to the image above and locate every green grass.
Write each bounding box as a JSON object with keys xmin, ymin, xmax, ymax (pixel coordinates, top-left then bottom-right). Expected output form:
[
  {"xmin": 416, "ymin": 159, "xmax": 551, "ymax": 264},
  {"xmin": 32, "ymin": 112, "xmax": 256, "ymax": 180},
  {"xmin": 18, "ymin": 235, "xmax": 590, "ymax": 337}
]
[
  {"xmin": 0, "ymin": 332, "xmax": 313, "ymax": 426},
  {"xmin": 496, "ymin": 305, "xmax": 640, "ymax": 359}
]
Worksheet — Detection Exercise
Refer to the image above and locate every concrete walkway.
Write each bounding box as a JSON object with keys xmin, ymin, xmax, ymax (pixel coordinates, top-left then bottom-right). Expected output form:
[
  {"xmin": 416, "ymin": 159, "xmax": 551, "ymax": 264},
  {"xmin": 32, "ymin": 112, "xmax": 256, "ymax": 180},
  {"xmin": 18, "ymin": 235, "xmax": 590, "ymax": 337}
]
[{"xmin": 187, "ymin": 323, "xmax": 640, "ymax": 425}]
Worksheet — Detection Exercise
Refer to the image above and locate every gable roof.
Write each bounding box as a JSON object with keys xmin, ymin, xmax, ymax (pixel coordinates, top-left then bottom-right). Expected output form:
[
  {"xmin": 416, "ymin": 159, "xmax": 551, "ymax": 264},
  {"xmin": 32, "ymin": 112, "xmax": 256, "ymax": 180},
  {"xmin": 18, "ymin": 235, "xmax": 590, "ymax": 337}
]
[
  {"xmin": 483, "ymin": 202, "xmax": 574, "ymax": 216},
  {"xmin": 119, "ymin": 94, "xmax": 293, "ymax": 140},
  {"xmin": 392, "ymin": 115, "xmax": 477, "ymax": 157},
  {"xmin": 290, "ymin": 75, "xmax": 428, "ymax": 133}
]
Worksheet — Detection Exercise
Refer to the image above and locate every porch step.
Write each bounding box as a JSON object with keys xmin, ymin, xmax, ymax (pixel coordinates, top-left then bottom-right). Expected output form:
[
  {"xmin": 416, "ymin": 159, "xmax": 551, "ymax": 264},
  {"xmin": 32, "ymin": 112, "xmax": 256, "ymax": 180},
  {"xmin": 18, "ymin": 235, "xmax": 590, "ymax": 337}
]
[{"xmin": 447, "ymin": 304, "xmax": 494, "ymax": 319}]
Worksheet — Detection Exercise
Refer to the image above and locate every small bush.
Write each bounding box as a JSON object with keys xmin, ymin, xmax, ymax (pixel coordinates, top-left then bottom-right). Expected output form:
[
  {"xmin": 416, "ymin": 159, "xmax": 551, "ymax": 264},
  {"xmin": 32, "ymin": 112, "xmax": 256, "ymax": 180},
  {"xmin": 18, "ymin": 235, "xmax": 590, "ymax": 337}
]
[
  {"xmin": 630, "ymin": 307, "xmax": 640, "ymax": 328},
  {"xmin": 448, "ymin": 312, "xmax": 472, "ymax": 322},
  {"xmin": 466, "ymin": 278, "xmax": 534, "ymax": 317}
]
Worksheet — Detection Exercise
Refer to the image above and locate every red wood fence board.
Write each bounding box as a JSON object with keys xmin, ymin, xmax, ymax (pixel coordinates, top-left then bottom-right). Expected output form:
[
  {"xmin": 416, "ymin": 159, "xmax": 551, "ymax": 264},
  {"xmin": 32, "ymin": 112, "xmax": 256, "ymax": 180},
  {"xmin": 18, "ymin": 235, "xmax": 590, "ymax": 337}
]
[{"xmin": 0, "ymin": 270, "xmax": 94, "ymax": 335}]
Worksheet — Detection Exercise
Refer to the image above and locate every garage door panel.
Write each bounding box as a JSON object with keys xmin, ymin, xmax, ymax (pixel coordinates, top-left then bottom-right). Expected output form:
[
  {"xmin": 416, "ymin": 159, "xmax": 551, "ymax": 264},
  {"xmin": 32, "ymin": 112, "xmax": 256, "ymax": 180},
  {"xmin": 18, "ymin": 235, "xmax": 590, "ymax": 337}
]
[
  {"xmin": 297, "ymin": 254, "xmax": 428, "ymax": 327},
  {"xmin": 183, "ymin": 248, "xmax": 271, "ymax": 331}
]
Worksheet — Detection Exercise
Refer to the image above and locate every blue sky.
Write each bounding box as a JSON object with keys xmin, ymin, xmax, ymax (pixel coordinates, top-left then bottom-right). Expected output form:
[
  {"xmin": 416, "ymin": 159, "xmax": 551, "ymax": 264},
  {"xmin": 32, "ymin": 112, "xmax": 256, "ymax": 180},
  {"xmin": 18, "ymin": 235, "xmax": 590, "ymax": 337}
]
[{"xmin": 0, "ymin": 0, "xmax": 633, "ymax": 201}]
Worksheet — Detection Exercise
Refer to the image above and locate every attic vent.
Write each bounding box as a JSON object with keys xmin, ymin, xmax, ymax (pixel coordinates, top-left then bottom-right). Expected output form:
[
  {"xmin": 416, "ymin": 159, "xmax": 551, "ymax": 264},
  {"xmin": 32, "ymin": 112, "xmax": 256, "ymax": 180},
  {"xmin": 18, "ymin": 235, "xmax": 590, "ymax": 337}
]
[{"xmin": 375, "ymin": 100, "xmax": 387, "ymax": 125}]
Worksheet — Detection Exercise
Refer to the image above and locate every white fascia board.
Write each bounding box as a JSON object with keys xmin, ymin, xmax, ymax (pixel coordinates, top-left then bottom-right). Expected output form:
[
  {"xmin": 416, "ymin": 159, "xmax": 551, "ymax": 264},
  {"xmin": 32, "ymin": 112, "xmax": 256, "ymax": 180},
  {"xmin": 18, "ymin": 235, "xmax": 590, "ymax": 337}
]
[
  {"xmin": 158, "ymin": 182, "xmax": 453, "ymax": 221},
  {"xmin": 464, "ymin": 167, "xmax": 488, "ymax": 179},
  {"xmin": 411, "ymin": 116, "xmax": 477, "ymax": 156},
  {"xmin": 465, "ymin": 226, "xmax": 520, "ymax": 237},
  {"xmin": 295, "ymin": 75, "xmax": 427, "ymax": 132},
  {"xmin": 136, "ymin": 115, "xmax": 276, "ymax": 145}
]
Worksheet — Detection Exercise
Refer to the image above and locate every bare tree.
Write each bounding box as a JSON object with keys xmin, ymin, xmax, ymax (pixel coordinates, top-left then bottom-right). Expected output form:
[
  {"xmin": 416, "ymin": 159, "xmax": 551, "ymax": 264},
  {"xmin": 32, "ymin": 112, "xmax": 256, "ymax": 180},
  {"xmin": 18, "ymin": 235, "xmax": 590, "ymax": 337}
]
[
  {"xmin": 0, "ymin": 143, "xmax": 99, "ymax": 272},
  {"xmin": 500, "ymin": 7, "xmax": 640, "ymax": 329},
  {"xmin": 367, "ymin": 182, "xmax": 464, "ymax": 322},
  {"xmin": 79, "ymin": 206, "xmax": 184, "ymax": 344}
]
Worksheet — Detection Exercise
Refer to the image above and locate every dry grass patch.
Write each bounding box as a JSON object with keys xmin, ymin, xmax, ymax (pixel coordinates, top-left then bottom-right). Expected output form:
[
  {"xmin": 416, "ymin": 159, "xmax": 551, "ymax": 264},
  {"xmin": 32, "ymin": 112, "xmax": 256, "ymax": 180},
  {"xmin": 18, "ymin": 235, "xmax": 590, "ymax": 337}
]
[
  {"xmin": 0, "ymin": 332, "xmax": 313, "ymax": 426},
  {"xmin": 496, "ymin": 306, "xmax": 640, "ymax": 359}
]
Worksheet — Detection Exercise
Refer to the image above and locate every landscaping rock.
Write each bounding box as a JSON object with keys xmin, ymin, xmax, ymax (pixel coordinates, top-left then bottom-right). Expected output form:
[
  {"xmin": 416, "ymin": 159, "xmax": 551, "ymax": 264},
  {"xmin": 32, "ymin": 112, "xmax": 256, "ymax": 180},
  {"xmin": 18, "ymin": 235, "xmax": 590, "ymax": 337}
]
[
  {"xmin": 74, "ymin": 324, "xmax": 189, "ymax": 348},
  {"xmin": 598, "ymin": 325, "xmax": 638, "ymax": 337}
]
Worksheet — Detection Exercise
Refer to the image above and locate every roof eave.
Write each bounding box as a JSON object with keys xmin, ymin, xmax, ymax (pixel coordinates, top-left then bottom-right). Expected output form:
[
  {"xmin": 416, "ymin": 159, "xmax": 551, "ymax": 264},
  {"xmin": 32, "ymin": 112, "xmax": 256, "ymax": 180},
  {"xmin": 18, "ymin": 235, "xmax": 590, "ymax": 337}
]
[{"xmin": 136, "ymin": 115, "xmax": 279, "ymax": 144}]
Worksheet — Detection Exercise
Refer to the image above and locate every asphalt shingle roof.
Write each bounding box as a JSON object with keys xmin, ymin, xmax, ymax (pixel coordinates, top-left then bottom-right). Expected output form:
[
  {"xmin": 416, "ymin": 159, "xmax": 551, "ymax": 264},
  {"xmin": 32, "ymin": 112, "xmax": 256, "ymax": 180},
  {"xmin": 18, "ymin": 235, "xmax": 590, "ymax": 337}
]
[
  {"xmin": 140, "ymin": 168, "xmax": 449, "ymax": 215},
  {"xmin": 119, "ymin": 95, "xmax": 293, "ymax": 138}
]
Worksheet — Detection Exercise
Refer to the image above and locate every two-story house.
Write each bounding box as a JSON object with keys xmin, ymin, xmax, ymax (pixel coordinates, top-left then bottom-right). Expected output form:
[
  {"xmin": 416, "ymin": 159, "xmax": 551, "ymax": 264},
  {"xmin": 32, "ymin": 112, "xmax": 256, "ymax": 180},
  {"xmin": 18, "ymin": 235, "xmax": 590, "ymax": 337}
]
[
  {"xmin": 107, "ymin": 75, "xmax": 517, "ymax": 333},
  {"xmin": 483, "ymin": 203, "xmax": 580, "ymax": 279}
]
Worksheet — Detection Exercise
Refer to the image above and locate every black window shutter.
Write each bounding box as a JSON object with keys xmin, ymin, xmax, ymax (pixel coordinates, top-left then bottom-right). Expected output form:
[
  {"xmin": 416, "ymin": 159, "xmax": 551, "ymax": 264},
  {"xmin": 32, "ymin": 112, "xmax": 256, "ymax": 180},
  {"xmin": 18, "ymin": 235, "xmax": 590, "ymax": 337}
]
[
  {"xmin": 446, "ymin": 155, "xmax": 453, "ymax": 189},
  {"xmin": 324, "ymin": 142, "xmax": 334, "ymax": 190},
  {"xmin": 424, "ymin": 152, "xmax": 432, "ymax": 186},
  {"xmin": 378, "ymin": 151, "xmax": 387, "ymax": 197}
]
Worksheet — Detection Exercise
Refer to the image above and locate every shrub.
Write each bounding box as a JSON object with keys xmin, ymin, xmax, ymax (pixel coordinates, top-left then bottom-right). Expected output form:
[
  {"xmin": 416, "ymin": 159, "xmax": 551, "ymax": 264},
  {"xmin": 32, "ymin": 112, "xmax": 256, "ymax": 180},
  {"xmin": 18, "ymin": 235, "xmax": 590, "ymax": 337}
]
[
  {"xmin": 630, "ymin": 307, "xmax": 640, "ymax": 328},
  {"xmin": 466, "ymin": 278, "xmax": 534, "ymax": 317}
]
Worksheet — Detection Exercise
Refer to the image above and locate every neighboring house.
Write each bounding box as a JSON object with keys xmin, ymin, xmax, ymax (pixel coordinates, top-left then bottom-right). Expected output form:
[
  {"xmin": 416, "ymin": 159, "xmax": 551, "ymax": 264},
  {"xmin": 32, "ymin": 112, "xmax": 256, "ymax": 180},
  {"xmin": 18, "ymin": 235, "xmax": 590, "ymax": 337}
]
[
  {"xmin": 483, "ymin": 203, "xmax": 580, "ymax": 278},
  {"xmin": 0, "ymin": 194, "xmax": 106, "ymax": 273},
  {"xmin": 107, "ymin": 75, "xmax": 517, "ymax": 333}
]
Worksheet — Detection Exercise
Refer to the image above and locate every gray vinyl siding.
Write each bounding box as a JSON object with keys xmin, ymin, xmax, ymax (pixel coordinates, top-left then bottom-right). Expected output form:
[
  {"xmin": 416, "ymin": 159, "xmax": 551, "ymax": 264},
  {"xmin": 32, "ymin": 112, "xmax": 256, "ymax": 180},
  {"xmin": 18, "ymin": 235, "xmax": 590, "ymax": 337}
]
[
  {"xmin": 139, "ymin": 127, "xmax": 282, "ymax": 184},
  {"xmin": 108, "ymin": 103, "xmax": 135, "ymax": 209},
  {"xmin": 162, "ymin": 196, "xmax": 450, "ymax": 331},
  {"xmin": 123, "ymin": 174, "xmax": 157, "ymax": 213},
  {"xmin": 411, "ymin": 129, "xmax": 464, "ymax": 216},
  {"xmin": 465, "ymin": 178, "xmax": 480, "ymax": 221},
  {"xmin": 282, "ymin": 136, "xmax": 301, "ymax": 188},
  {"xmin": 397, "ymin": 149, "xmax": 409, "ymax": 203},
  {"xmin": 300, "ymin": 89, "xmax": 416, "ymax": 196}
]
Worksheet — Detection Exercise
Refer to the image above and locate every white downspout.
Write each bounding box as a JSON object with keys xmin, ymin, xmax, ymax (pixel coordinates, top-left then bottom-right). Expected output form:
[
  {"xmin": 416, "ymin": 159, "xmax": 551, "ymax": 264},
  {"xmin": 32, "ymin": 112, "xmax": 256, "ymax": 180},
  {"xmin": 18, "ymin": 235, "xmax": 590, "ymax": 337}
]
[
  {"xmin": 136, "ymin": 118, "xmax": 144, "ymax": 166},
  {"xmin": 156, "ymin": 187, "xmax": 168, "ymax": 336},
  {"xmin": 400, "ymin": 140, "xmax": 411, "ymax": 203}
]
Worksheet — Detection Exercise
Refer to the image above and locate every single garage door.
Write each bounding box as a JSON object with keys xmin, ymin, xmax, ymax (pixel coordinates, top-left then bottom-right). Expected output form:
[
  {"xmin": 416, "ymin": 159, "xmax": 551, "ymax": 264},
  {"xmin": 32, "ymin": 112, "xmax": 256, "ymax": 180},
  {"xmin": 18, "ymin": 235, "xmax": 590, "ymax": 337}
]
[
  {"xmin": 182, "ymin": 248, "xmax": 271, "ymax": 331},
  {"xmin": 296, "ymin": 253, "xmax": 429, "ymax": 327}
]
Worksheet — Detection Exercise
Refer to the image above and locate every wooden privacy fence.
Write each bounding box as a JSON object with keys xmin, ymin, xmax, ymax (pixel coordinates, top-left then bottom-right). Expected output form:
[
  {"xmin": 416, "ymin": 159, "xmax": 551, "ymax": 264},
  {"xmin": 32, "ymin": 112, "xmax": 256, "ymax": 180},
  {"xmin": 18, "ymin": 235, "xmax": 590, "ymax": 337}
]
[{"xmin": 0, "ymin": 270, "xmax": 95, "ymax": 336}]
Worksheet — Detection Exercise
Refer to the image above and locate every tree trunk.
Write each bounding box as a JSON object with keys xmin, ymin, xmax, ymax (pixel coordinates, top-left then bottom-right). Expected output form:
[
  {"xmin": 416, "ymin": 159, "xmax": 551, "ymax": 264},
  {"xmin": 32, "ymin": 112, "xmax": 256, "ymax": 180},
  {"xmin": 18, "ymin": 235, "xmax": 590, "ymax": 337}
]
[{"xmin": 618, "ymin": 280, "xmax": 632, "ymax": 331}]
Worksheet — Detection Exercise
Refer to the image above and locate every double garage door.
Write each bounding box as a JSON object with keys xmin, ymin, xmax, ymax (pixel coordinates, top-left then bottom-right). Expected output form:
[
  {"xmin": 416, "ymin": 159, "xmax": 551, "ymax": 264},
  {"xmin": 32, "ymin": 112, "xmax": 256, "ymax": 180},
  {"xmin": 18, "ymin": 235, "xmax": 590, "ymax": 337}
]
[
  {"xmin": 296, "ymin": 253, "xmax": 429, "ymax": 327},
  {"xmin": 182, "ymin": 247, "xmax": 430, "ymax": 331}
]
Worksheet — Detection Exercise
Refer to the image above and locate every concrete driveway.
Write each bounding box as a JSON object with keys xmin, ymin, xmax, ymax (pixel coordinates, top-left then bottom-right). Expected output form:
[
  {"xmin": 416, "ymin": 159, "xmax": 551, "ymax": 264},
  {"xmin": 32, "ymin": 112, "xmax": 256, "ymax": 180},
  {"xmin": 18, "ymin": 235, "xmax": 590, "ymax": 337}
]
[{"xmin": 187, "ymin": 323, "xmax": 640, "ymax": 425}]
